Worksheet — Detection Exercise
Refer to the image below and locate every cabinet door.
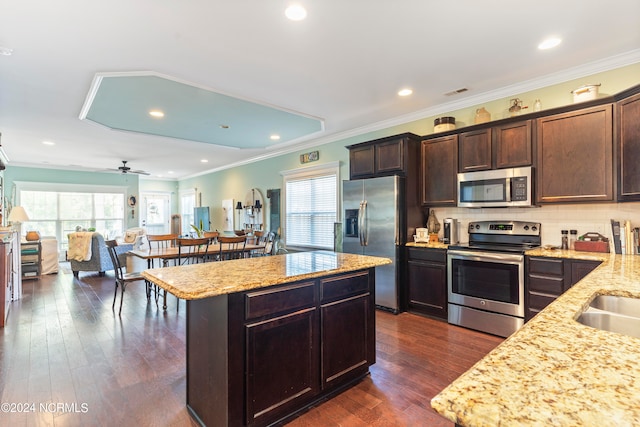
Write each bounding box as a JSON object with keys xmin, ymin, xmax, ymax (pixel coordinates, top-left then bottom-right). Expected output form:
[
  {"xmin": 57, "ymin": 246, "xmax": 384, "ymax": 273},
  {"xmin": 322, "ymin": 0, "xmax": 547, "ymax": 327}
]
[
  {"xmin": 321, "ymin": 294, "xmax": 372, "ymax": 389},
  {"xmin": 493, "ymin": 120, "xmax": 532, "ymax": 169},
  {"xmin": 536, "ymin": 104, "xmax": 613, "ymax": 203},
  {"xmin": 375, "ymin": 138, "xmax": 404, "ymax": 175},
  {"xmin": 407, "ymin": 259, "xmax": 447, "ymax": 319},
  {"xmin": 569, "ymin": 259, "xmax": 601, "ymax": 288},
  {"xmin": 459, "ymin": 128, "xmax": 492, "ymax": 172},
  {"xmin": 245, "ymin": 308, "xmax": 319, "ymax": 425},
  {"xmin": 421, "ymin": 135, "xmax": 458, "ymax": 206},
  {"xmin": 349, "ymin": 145, "xmax": 375, "ymax": 179},
  {"xmin": 618, "ymin": 92, "xmax": 640, "ymax": 201}
]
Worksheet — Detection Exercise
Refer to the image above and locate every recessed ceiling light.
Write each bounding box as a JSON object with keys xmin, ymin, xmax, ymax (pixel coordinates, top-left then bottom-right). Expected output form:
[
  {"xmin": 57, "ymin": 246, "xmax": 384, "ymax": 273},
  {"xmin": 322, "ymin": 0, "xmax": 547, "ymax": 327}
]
[
  {"xmin": 149, "ymin": 110, "xmax": 165, "ymax": 118},
  {"xmin": 168, "ymin": 171, "xmax": 174, "ymax": 174},
  {"xmin": 0, "ymin": 47, "xmax": 13, "ymax": 56},
  {"xmin": 201, "ymin": 159, "xmax": 208, "ymax": 163},
  {"xmin": 398, "ymin": 88, "xmax": 413, "ymax": 97},
  {"xmin": 538, "ymin": 37, "xmax": 562, "ymax": 50},
  {"xmin": 285, "ymin": 4, "xmax": 307, "ymax": 21},
  {"xmin": 42, "ymin": 140, "xmax": 55, "ymax": 146},
  {"xmin": 270, "ymin": 134, "xmax": 281, "ymax": 141}
]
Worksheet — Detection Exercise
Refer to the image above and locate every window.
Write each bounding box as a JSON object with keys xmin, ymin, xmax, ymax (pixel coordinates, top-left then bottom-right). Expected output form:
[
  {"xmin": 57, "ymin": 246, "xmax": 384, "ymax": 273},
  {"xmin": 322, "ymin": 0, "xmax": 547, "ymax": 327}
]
[
  {"xmin": 180, "ymin": 189, "xmax": 196, "ymax": 235},
  {"xmin": 282, "ymin": 162, "xmax": 339, "ymax": 250},
  {"xmin": 18, "ymin": 185, "xmax": 125, "ymax": 254}
]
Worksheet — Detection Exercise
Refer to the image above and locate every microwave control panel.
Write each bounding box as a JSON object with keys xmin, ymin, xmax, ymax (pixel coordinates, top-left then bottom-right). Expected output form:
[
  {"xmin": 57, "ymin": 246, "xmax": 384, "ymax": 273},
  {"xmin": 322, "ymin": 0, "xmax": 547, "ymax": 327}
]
[{"xmin": 511, "ymin": 176, "xmax": 528, "ymax": 201}]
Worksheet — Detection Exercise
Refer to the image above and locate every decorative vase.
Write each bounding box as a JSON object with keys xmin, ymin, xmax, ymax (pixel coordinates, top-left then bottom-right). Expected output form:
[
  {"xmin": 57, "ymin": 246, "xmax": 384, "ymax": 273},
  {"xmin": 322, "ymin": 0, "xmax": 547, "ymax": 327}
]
[
  {"xmin": 25, "ymin": 230, "xmax": 41, "ymax": 241},
  {"xmin": 427, "ymin": 210, "xmax": 440, "ymax": 235},
  {"xmin": 474, "ymin": 107, "xmax": 491, "ymax": 124}
]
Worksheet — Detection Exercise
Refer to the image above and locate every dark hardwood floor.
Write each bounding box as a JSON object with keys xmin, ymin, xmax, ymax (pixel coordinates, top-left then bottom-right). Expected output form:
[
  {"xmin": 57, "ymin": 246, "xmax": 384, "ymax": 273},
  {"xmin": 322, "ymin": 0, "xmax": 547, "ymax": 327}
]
[{"xmin": 0, "ymin": 267, "xmax": 503, "ymax": 426}]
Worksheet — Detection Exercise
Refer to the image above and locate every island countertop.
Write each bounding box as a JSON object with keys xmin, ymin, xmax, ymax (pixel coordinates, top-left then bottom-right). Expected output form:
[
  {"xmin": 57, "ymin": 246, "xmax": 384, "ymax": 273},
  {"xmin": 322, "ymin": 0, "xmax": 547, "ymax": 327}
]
[
  {"xmin": 431, "ymin": 250, "xmax": 640, "ymax": 426},
  {"xmin": 141, "ymin": 250, "xmax": 391, "ymax": 300}
]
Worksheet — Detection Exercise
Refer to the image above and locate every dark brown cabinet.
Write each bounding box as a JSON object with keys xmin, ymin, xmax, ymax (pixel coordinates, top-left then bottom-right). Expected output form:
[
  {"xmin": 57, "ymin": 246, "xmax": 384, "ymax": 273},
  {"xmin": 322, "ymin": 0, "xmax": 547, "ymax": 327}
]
[
  {"xmin": 617, "ymin": 91, "xmax": 640, "ymax": 201},
  {"xmin": 493, "ymin": 119, "xmax": 533, "ymax": 169},
  {"xmin": 347, "ymin": 133, "xmax": 419, "ymax": 179},
  {"xmin": 459, "ymin": 128, "xmax": 492, "ymax": 172},
  {"xmin": 186, "ymin": 268, "xmax": 376, "ymax": 427},
  {"xmin": 420, "ymin": 134, "xmax": 458, "ymax": 206},
  {"xmin": 405, "ymin": 247, "xmax": 447, "ymax": 319},
  {"xmin": 525, "ymin": 256, "xmax": 600, "ymax": 321},
  {"xmin": 458, "ymin": 120, "xmax": 532, "ymax": 172},
  {"xmin": 536, "ymin": 104, "xmax": 614, "ymax": 203}
]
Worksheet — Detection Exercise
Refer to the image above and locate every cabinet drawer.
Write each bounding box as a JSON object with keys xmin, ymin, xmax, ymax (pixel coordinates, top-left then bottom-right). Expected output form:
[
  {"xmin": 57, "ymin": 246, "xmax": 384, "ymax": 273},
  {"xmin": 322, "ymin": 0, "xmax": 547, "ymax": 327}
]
[
  {"xmin": 528, "ymin": 274, "xmax": 564, "ymax": 295},
  {"xmin": 407, "ymin": 247, "xmax": 446, "ymax": 264},
  {"xmin": 245, "ymin": 282, "xmax": 316, "ymax": 320},
  {"xmin": 528, "ymin": 292, "xmax": 557, "ymax": 312},
  {"xmin": 528, "ymin": 257, "xmax": 563, "ymax": 276},
  {"xmin": 321, "ymin": 271, "xmax": 369, "ymax": 303}
]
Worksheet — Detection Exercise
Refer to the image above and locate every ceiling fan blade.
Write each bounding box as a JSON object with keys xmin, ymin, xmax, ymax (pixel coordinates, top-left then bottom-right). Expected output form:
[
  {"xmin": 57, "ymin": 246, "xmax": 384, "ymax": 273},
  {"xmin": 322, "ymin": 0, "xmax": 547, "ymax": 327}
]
[{"xmin": 127, "ymin": 169, "xmax": 151, "ymax": 175}]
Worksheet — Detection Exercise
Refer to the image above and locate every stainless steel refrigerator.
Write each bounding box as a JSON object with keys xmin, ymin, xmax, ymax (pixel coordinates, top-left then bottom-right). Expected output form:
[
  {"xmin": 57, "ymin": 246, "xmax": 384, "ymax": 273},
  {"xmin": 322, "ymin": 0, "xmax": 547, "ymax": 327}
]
[{"xmin": 342, "ymin": 175, "xmax": 405, "ymax": 312}]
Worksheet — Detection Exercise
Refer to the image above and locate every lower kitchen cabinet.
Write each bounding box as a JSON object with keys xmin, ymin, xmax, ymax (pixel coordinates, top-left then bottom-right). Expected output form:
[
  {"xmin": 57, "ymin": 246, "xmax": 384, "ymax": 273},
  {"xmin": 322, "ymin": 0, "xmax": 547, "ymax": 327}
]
[
  {"xmin": 186, "ymin": 268, "xmax": 376, "ymax": 427},
  {"xmin": 525, "ymin": 256, "xmax": 601, "ymax": 321},
  {"xmin": 406, "ymin": 247, "xmax": 447, "ymax": 319}
]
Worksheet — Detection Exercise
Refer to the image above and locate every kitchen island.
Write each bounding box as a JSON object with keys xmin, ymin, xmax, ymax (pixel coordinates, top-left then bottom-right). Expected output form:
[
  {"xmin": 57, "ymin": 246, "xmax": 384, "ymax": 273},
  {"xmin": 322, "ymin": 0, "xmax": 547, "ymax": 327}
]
[
  {"xmin": 142, "ymin": 250, "xmax": 390, "ymax": 427},
  {"xmin": 431, "ymin": 249, "xmax": 640, "ymax": 426}
]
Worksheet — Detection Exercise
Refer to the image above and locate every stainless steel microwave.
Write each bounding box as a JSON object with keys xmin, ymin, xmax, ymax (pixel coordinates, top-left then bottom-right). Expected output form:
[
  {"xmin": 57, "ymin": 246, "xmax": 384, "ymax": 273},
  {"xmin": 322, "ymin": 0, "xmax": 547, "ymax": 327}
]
[{"xmin": 457, "ymin": 166, "xmax": 533, "ymax": 208}]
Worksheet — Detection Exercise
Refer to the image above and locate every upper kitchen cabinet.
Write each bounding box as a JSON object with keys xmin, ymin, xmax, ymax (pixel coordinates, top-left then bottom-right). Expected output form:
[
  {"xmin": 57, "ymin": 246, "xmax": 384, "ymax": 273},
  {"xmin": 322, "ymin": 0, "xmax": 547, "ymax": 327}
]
[
  {"xmin": 347, "ymin": 133, "xmax": 420, "ymax": 179},
  {"xmin": 493, "ymin": 120, "xmax": 533, "ymax": 169},
  {"xmin": 458, "ymin": 120, "xmax": 533, "ymax": 172},
  {"xmin": 536, "ymin": 104, "xmax": 614, "ymax": 204},
  {"xmin": 617, "ymin": 91, "xmax": 640, "ymax": 201},
  {"xmin": 421, "ymin": 134, "xmax": 458, "ymax": 206},
  {"xmin": 459, "ymin": 128, "xmax": 492, "ymax": 172}
]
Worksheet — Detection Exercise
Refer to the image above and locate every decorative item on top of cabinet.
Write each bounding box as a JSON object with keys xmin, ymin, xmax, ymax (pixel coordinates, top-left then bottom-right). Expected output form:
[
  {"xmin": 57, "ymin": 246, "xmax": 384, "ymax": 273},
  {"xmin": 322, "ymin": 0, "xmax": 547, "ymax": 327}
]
[
  {"xmin": 346, "ymin": 133, "xmax": 420, "ymax": 179},
  {"xmin": 420, "ymin": 134, "xmax": 458, "ymax": 207},
  {"xmin": 617, "ymin": 90, "xmax": 640, "ymax": 201},
  {"xmin": 536, "ymin": 104, "xmax": 613, "ymax": 204},
  {"xmin": 406, "ymin": 247, "xmax": 447, "ymax": 319}
]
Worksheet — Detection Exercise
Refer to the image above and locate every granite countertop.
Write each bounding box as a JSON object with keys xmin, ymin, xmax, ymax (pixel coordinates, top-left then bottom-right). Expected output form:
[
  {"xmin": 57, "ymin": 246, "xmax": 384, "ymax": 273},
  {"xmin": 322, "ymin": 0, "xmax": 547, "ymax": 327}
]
[
  {"xmin": 431, "ymin": 250, "xmax": 640, "ymax": 426},
  {"xmin": 406, "ymin": 241, "xmax": 449, "ymax": 250},
  {"xmin": 141, "ymin": 250, "xmax": 391, "ymax": 300}
]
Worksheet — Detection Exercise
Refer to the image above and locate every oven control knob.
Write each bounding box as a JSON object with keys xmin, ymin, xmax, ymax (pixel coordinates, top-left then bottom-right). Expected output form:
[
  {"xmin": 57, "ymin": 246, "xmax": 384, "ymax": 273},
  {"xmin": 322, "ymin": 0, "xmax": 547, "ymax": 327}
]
[
  {"xmin": 480, "ymin": 300, "xmax": 486, "ymax": 305},
  {"xmin": 524, "ymin": 225, "xmax": 529, "ymax": 230},
  {"xmin": 532, "ymin": 226, "xmax": 538, "ymax": 231},
  {"xmin": 475, "ymin": 224, "xmax": 480, "ymax": 230}
]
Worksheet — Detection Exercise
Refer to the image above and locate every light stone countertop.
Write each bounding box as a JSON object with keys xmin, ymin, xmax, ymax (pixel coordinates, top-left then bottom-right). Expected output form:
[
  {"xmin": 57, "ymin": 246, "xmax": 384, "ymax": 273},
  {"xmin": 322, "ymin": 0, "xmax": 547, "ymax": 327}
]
[
  {"xmin": 431, "ymin": 249, "xmax": 640, "ymax": 426},
  {"xmin": 141, "ymin": 250, "xmax": 391, "ymax": 300},
  {"xmin": 405, "ymin": 241, "xmax": 449, "ymax": 250}
]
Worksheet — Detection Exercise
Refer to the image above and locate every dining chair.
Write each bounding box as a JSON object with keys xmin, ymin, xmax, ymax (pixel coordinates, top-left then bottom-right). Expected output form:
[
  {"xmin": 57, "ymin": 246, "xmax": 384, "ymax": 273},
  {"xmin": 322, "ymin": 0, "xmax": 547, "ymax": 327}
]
[
  {"xmin": 177, "ymin": 237, "xmax": 211, "ymax": 265},
  {"xmin": 218, "ymin": 235, "xmax": 247, "ymax": 260},
  {"xmin": 147, "ymin": 233, "xmax": 178, "ymax": 267},
  {"xmin": 105, "ymin": 240, "xmax": 148, "ymax": 315},
  {"xmin": 203, "ymin": 231, "xmax": 219, "ymax": 243},
  {"xmin": 250, "ymin": 231, "xmax": 275, "ymax": 257}
]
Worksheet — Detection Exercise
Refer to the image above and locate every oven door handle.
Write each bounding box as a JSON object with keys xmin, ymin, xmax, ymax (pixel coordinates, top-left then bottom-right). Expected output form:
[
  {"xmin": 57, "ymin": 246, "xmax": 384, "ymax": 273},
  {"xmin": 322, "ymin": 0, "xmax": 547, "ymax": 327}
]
[{"xmin": 448, "ymin": 249, "xmax": 523, "ymax": 264}]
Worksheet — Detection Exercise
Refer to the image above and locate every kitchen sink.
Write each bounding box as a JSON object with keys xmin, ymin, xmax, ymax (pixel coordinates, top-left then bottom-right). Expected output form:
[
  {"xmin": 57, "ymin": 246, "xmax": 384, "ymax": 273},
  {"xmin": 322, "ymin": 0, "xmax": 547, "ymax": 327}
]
[
  {"xmin": 576, "ymin": 295, "xmax": 640, "ymax": 339},
  {"xmin": 588, "ymin": 295, "xmax": 640, "ymax": 318}
]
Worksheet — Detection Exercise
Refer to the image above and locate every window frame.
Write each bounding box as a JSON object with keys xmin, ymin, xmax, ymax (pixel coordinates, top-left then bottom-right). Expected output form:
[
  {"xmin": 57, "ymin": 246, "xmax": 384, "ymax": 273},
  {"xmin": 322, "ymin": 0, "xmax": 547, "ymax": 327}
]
[{"xmin": 281, "ymin": 161, "xmax": 340, "ymax": 251}]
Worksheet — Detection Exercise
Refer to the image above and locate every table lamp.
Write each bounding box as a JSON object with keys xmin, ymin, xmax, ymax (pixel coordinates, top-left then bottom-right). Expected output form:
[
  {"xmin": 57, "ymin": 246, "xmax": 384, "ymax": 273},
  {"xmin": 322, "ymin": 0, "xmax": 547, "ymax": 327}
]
[{"xmin": 8, "ymin": 205, "xmax": 30, "ymax": 237}]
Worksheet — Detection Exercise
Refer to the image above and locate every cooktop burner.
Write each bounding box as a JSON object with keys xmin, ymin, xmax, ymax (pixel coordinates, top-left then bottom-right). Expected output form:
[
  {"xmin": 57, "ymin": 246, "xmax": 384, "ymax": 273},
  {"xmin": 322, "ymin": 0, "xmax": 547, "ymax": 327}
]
[{"xmin": 450, "ymin": 220, "xmax": 541, "ymax": 253}]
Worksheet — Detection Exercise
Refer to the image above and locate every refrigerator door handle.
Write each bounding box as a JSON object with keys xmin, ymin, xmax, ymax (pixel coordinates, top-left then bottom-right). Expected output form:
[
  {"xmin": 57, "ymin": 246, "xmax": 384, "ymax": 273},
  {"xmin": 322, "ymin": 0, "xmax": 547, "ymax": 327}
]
[{"xmin": 359, "ymin": 200, "xmax": 368, "ymax": 246}]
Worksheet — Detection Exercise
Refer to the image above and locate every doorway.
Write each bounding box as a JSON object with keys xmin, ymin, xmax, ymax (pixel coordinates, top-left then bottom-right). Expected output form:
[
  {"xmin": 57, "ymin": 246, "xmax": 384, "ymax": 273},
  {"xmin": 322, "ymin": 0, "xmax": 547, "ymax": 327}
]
[{"xmin": 141, "ymin": 192, "xmax": 171, "ymax": 235}]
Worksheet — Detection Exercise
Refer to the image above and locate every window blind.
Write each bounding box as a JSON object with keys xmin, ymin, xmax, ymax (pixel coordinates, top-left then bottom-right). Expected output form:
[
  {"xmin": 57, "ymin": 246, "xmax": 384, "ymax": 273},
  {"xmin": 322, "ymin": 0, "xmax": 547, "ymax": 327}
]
[{"xmin": 285, "ymin": 173, "xmax": 337, "ymax": 249}]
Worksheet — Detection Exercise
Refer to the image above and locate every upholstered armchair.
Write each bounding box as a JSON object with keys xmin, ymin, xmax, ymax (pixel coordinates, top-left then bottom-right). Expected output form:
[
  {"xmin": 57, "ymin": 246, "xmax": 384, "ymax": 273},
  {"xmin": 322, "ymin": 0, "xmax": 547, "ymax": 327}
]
[{"xmin": 68, "ymin": 232, "xmax": 132, "ymax": 277}]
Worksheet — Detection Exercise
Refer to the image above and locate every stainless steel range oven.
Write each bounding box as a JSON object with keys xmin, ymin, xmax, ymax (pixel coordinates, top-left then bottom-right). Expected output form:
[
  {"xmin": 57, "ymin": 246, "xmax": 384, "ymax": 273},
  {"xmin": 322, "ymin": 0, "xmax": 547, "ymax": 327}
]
[{"xmin": 447, "ymin": 220, "xmax": 541, "ymax": 337}]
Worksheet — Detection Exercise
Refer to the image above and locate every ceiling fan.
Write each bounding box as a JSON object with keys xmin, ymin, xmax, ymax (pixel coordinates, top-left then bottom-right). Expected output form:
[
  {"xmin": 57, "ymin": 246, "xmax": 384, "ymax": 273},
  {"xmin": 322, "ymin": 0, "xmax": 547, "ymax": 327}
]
[{"xmin": 107, "ymin": 160, "xmax": 150, "ymax": 175}]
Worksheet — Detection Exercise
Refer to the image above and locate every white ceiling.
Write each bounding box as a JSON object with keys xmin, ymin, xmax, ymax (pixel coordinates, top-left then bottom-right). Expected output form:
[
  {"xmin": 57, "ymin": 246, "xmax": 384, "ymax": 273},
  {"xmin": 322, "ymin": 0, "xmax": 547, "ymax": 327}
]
[{"xmin": 1, "ymin": 1, "xmax": 639, "ymax": 179}]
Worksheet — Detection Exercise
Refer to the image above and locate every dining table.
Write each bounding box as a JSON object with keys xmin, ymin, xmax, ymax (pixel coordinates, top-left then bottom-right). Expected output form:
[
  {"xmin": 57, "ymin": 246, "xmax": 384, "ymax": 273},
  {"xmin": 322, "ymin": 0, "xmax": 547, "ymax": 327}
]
[{"xmin": 129, "ymin": 241, "xmax": 266, "ymax": 309}]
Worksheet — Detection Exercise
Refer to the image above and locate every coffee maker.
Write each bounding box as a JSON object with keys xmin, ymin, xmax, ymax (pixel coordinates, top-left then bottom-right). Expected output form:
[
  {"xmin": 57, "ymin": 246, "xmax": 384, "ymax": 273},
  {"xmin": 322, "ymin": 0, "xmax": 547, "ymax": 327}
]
[{"xmin": 443, "ymin": 218, "xmax": 459, "ymax": 244}]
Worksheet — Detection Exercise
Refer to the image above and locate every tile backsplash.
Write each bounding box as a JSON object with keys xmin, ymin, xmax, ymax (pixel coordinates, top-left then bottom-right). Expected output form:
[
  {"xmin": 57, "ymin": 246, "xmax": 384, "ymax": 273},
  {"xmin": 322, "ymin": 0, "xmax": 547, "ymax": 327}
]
[{"xmin": 429, "ymin": 202, "xmax": 640, "ymax": 247}]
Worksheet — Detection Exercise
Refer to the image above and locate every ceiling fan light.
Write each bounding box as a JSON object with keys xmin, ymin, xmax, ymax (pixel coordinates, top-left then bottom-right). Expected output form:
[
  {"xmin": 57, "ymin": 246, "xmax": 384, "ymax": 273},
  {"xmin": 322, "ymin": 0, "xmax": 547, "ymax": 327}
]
[
  {"xmin": 398, "ymin": 88, "xmax": 413, "ymax": 97},
  {"xmin": 149, "ymin": 110, "xmax": 165, "ymax": 118},
  {"xmin": 270, "ymin": 134, "xmax": 281, "ymax": 140}
]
